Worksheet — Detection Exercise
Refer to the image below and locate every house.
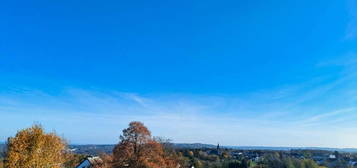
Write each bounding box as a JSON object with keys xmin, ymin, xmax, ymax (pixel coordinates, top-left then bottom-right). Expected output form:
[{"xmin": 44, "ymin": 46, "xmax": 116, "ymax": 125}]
[
  {"xmin": 329, "ymin": 154, "xmax": 336, "ymax": 159},
  {"xmin": 76, "ymin": 156, "xmax": 104, "ymax": 168},
  {"xmin": 348, "ymin": 161, "xmax": 357, "ymax": 166}
]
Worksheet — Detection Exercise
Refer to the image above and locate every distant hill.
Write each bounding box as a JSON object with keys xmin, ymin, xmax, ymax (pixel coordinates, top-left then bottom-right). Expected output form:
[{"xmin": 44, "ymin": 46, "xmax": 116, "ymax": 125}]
[
  {"xmin": 173, "ymin": 143, "xmax": 217, "ymax": 149},
  {"xmin": 173, "ymin": 143, "xmax": 357, "ymax": 153},
  {"xmin": 226, "ymin": 146, "xmax": 357, "ymax": 153},
  {"xmin": 69, "ymin": 144, "xmax": 114, "ymax": 155},
  {"xmin": 67, "ymin": 143, "xmax": 218, "ymax": 155},
  {"xmin": 2, "ymin": 143, "xmax": 357, "ymax": 156},
  {"xmin": 0, "ymin": 143, "xmax": 5, "ymax": 157},
  {"xmin": 68, "ymin": 143, "xmax": 357, "ymax": 155}
]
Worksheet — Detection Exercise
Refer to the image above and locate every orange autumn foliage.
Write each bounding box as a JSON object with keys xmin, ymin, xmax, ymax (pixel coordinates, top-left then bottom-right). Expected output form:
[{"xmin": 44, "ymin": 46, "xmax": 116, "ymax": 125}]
[
  {"xmin": 4, "ymin": 124, "xmax": 66, "ymax": 168},
  {"xmin": 112, "ymin": 121, "xmax": 178, "ymax": 168}
]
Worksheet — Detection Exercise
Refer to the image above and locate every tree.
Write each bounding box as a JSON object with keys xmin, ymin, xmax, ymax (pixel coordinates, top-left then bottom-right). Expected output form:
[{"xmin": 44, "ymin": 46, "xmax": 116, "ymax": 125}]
[
  {"xmin": 154, "ymin": 137, "xmax": 180, "ymax": 168},
  {"xmin": 301, "ymin": 159, "xmax": 319, "ymax": 168},
  {"xmin": 0, "ymin": 159, "xmax": 4, "ymax": 168},
  {"xmin": 112, "ymin": 121, "xmax": 176, "ymax": 168},
  {"xmin": 99, "ymin": 153, "xmax": 113, "ymax": 168},
  {"xmin": 4, "ymin": 124, "xmax": 66, "ymax": 168},
  {"xmin": 63, "ymin": 153, "xmax": 86, "ymax": 168}
]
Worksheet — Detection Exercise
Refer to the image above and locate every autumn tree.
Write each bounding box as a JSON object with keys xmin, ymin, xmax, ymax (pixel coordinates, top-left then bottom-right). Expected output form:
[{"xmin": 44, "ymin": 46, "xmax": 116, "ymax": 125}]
[
  {"xmin": 99, "ymin": 153, "xmax": 113, "ymax": 168},
  {"xmin": 112, "ymin": 121, "xmax": 177, "ymax": 168},
  {"xmin": 154, "ymin": 137, "xmax": 182, "ymax": 168},
  {"xmin": 0, "ymin": 159, "xmax": 4, "ymax": 168},
  {"xmin": 4, "ymin": 124, "xmax": 66, "ymax": 168},
  {"xmin": 63, "ymin": 153, "xmax": 86, "ymax": 168}
]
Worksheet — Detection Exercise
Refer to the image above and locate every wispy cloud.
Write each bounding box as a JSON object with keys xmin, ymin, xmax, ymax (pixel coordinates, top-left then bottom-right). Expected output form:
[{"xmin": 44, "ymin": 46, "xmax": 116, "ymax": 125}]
[
  {"xmin": 1, "ymin": 55, "xmax": 357, "ymax": 147},
  {"xmin": 299, "ymin": 107, "xmax": 357, "ymax": 126},
  {"xmin": 1, "ymin": 81, "xmax": 357, "ymax": 147}
]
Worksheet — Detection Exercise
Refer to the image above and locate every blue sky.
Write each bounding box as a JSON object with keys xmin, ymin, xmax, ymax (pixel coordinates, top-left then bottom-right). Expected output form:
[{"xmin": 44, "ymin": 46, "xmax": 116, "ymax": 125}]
[{"xmin": 1, "ymin": 0, "xmax": 357, "ymax": 147}]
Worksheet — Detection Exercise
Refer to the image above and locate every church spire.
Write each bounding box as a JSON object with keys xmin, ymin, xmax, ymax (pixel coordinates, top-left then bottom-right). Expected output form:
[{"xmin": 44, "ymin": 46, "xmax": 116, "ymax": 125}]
[{"xmin": 216, "ymin": 143, "xmax": 221, "ymax": 155}]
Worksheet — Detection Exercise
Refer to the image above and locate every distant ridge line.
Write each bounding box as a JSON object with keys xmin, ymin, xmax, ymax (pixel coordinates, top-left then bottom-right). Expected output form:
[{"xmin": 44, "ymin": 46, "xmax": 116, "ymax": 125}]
[{"xmin": 66, "ymin": 143, "xmax": 357, "ymax": 153}]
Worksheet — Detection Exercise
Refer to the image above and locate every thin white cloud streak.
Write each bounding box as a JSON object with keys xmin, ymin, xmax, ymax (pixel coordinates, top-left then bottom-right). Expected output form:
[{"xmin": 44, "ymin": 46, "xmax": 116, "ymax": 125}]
[
  {"xmin": 296, "ymin": 107, "xmax": 357, "ymax": 127},
  {"xmin": 302, "ymin": 108, "xmax": 356, "ymax": 123},
  {"xmin": 1, "ymin": 84, "xmax": 357, "ymax": 147},
  {"xmin": 1, "ymin": 55, "xmax": 357, "ymax": 147}
]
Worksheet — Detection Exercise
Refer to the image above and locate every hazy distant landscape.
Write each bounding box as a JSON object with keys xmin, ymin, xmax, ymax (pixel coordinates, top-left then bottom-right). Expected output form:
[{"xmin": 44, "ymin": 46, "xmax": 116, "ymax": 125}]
[
  {"xmin": 3, "ymin": 143, "xmax": 357, "ymax": 156},
  {"xmin": 67, "ymin": 144, "xmax": 357, "ymax": 155}
]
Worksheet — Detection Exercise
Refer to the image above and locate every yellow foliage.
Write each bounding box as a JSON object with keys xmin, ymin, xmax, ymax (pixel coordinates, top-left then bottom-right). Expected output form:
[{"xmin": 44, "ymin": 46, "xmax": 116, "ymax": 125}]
[{"xmin": 4, "ymin": 124, "xmax": 66, "ymax": 168}]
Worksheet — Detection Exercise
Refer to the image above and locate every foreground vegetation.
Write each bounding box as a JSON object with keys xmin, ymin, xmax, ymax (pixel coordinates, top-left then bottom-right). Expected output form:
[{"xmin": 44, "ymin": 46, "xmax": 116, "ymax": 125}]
[{"xmin": 0, "ymin": 122, "xmax": 356, "ymax": 168}]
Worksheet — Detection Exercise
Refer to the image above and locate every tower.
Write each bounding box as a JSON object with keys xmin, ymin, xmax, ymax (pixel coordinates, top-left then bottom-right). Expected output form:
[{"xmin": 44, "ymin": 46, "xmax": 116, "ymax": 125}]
[{"xmin": 216, "ymin": 143, "xmax": 221, "ymax": 155}]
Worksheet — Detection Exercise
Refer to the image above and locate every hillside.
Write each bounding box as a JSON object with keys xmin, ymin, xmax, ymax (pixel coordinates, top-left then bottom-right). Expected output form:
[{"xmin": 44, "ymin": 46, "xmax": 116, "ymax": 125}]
[{"xmin": 68, "ymin": 143, "xmax": 357, "ymax": 155}]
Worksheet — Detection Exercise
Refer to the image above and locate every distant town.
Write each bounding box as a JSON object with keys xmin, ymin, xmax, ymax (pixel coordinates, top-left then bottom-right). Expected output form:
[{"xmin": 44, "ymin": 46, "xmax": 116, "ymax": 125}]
[{"xmin": 67, "ymin": 143, "xmax": 357, "ymax": 168}]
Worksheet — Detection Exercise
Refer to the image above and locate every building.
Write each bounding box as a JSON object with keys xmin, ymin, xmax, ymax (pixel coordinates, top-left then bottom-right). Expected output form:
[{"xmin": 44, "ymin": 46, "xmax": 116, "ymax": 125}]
[
  {"xmin": 76, "ymin": 156, "xmax": 104, "ymax": 168},
  {"xmin": 329, "ymin": 154, "xmax": 337, "ymax": 160}
]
